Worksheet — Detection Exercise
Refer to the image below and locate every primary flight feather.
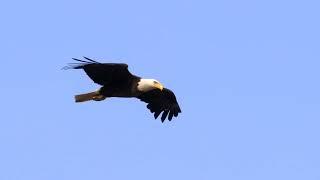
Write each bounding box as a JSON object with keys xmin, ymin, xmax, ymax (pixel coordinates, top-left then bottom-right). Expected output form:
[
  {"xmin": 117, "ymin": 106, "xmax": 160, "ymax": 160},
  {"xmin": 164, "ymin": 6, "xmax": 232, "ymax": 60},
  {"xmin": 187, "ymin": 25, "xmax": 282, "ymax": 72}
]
[{"xmin": 65, "ymin": 57, "xmax": 181, "ymax": 122}]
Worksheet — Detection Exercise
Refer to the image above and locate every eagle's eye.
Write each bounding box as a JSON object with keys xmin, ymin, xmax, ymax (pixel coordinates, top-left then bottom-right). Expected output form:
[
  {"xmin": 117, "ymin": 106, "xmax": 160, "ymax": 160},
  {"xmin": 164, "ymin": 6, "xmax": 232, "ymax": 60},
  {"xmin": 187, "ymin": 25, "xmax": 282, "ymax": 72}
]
[{"xmin": 153, "ymin": 81, "xmax": 158, "ymax": 84}]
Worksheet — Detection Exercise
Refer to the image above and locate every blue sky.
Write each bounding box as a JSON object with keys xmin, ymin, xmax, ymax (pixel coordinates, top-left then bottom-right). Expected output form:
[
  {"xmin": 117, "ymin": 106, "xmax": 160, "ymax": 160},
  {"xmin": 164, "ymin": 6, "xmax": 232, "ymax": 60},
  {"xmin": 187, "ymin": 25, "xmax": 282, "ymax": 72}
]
[{"xmin": 0, "ymin": 0, "xmax": 320, "ymax": 179}]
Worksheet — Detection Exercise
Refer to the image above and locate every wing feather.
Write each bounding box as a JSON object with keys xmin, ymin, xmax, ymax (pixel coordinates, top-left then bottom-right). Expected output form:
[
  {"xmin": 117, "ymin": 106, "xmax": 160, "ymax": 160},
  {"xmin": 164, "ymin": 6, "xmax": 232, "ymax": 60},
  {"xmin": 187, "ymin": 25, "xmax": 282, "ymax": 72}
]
[
  {"xmin": 138, "ymin": 88, "xmax": 181, "ymax": 122},
  {"xmin": 64, "ymin": 57, "xmax": 135, "ymax": 86}
]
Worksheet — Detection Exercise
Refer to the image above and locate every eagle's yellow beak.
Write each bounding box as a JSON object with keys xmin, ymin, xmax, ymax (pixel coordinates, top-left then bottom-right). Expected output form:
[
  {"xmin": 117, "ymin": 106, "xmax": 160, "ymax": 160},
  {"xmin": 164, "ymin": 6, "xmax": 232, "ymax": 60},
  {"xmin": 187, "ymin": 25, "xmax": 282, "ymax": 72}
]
[{"xmin": 154, "ymin": 83, "xmax": 164, "ymax": 91}]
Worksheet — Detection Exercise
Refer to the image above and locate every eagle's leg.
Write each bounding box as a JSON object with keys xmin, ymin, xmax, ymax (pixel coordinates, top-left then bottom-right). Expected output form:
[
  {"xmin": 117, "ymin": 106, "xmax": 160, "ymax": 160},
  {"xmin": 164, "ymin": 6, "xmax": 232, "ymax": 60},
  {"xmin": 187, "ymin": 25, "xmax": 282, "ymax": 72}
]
[
  {"xmin": 75, "ymin": 88, "xmax": 107, "ymax": 103},
  {"xmin": 92, "ymin": 88, "xmax": 107, "ymax": 101},
  {"xmin": 92, "ymin": 95, "xmax": 107, "ymax": 101}
]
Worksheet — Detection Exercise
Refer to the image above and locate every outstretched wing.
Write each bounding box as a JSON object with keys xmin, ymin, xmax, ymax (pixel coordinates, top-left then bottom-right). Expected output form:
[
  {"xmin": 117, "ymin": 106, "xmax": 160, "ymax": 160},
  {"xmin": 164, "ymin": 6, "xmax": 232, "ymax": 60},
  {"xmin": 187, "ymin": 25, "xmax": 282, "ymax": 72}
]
[
  {"xmin": 138, "ymin": 88, "xmax": 182, "ymax": 122},
  {"xmin": 64, "ymin": 57, "xmax": 136, "ymax": 86}
]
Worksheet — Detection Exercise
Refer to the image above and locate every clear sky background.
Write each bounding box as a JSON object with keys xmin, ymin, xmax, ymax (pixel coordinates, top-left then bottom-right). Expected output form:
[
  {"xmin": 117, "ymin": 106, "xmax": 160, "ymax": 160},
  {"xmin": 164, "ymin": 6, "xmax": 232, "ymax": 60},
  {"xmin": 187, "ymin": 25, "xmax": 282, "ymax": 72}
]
[{"xmin": 0, "ymin": 0, "xmax": 319, "ymax": 179}]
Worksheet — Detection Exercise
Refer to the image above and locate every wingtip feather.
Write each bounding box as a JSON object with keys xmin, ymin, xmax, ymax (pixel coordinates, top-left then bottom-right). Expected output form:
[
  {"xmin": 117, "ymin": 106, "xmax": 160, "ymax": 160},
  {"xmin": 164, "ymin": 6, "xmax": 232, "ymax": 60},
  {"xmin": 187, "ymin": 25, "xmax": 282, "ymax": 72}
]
[{"xmin": 83, "ymin": 56, "xmax": 99, "ymax": 63}]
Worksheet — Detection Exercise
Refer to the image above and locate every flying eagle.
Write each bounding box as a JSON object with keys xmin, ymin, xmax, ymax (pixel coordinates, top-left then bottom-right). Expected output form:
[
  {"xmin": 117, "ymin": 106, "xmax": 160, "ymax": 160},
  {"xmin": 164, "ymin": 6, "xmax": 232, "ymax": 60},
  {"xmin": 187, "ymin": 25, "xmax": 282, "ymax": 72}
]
[{"xmin": 65, "ymin": 57, "xmax": 181, "ymax": 122}]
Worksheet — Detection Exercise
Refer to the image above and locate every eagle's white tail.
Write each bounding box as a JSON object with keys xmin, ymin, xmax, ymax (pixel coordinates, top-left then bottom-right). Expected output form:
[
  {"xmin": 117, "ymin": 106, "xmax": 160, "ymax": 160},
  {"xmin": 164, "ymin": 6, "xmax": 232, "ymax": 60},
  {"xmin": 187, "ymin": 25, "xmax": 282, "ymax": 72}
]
[{"xmin": 75, "ymin": 91, "xmax": 100, "ymax": 103}]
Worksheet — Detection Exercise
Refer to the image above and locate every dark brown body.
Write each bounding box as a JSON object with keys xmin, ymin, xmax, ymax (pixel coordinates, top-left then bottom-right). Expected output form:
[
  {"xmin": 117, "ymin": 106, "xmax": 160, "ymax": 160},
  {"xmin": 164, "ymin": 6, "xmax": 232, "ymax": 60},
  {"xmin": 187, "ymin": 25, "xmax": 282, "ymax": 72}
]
[{"xmin": 99, "ymin": 77, "xmax": 142, "ymax": 98}]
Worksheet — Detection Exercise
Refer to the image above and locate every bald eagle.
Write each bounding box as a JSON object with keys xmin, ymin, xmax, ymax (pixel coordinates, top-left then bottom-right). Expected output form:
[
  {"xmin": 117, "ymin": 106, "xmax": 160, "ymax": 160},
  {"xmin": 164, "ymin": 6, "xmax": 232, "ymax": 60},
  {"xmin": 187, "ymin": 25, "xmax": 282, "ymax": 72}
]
[{"xmin": 65, "ymin": 57, "xmax": 181, "ymax": 122}]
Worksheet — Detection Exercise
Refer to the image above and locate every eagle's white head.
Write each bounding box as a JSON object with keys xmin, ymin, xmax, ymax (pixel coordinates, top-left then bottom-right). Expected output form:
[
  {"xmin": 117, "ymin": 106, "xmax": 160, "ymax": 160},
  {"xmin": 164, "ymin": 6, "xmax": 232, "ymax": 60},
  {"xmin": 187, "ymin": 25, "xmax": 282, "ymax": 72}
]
[{"xmin": 137, "ymin": 79, "xmax": 164, "ymax": 92}]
